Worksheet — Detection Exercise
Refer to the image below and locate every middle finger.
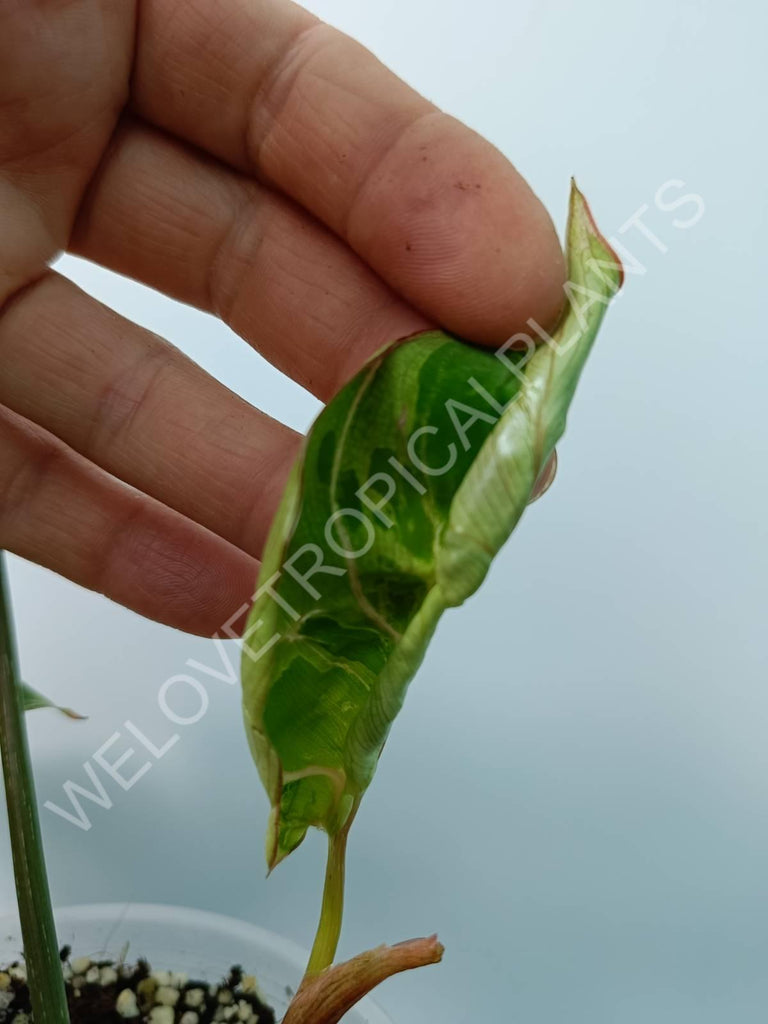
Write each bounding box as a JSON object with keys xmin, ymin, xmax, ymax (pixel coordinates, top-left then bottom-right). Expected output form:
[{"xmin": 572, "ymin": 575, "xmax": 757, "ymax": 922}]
[{"xmin": 71, "ymin": 117, "xmax": 430, "ymax": 400}]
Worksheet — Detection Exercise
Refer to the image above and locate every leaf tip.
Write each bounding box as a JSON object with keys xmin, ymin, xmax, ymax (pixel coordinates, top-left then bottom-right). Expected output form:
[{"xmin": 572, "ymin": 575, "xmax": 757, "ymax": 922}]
[
  {"xmin": 62, "ymin": 707, "xmax": 87, "ymax": 721},
  {"xmin": 568, "ymin": 179, "xmax": 624, "ymax": 291},
  {"xmin": 394, "ymin": 933, "xmax": 445, "ymax": 963}
]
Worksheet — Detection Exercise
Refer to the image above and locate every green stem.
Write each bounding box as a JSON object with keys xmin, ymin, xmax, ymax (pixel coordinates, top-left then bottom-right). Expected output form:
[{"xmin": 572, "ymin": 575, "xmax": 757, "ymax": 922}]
[
  {"xmin": 0, "ymin": 554, "xmax": 69, "ymax": 1023},
  {"xmin": 305, "ymin": 827, "xmax": 350, "ymax": 977}
]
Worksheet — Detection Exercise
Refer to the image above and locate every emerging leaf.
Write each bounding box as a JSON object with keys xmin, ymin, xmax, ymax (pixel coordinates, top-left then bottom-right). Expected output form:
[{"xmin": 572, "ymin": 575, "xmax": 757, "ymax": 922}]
[
  {"xmin": 282, "ymin": 935, "xmax": 444, "ymax": 1024},
  {"xmin": 242, "ymin": 182, "xmax": 622, "ymax": 873}
]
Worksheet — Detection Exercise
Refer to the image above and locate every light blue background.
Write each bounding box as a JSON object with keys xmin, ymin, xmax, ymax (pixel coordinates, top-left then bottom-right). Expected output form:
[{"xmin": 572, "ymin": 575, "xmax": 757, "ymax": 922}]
[{"xmin": 2, "ymin": 1, "xmax": 767, "ymax": 1022}]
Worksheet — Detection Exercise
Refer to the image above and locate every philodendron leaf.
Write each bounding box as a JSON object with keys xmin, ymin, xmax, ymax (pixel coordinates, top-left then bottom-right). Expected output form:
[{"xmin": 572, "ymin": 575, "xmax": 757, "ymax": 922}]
[
  {"xmin": 21, "ymin": 682, "xmax": 85, "ymax": 719},
  {"xmin": 242, "ymin": 182, "xmax": 621, "ymax": 879}
]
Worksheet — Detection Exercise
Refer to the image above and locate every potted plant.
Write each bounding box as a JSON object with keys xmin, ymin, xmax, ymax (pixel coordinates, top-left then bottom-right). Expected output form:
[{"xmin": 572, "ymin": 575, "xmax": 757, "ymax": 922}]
[{"xmin": 0, "ymin": 183, "xmax": 620, "ymax": 1023}]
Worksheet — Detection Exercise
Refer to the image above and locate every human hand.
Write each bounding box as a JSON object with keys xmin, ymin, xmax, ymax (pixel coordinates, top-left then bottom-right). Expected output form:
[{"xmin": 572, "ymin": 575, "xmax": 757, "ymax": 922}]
[{"xmin": 0, "ymin": 0, "xmax": 564, "ymax": 635}]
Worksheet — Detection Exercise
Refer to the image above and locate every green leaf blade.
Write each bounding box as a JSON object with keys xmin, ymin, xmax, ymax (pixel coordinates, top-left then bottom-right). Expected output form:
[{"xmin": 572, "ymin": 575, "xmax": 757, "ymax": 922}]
[{"xmin": 242, "ymin": 182, "xmax": 621, "ymax": 872}]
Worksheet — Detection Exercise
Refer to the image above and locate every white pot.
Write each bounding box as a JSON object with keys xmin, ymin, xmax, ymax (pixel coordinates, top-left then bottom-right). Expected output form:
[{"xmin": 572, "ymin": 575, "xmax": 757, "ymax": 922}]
[{"xmin": 0, "ymin": 903, "xmax": 393, "ymax": 1024}]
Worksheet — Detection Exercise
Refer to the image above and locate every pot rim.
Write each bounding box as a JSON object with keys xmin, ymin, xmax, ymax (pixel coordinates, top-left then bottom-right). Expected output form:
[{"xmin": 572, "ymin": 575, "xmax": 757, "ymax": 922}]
[{"xmin": 0, "ymin": 901, "xmax": 393, "ymax": 1023}]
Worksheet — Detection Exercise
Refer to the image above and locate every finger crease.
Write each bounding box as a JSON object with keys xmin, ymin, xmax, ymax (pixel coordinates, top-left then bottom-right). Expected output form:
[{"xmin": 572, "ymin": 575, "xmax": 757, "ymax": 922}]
[
  {"xmin": 242, "ymin": 19, "xmax": 330, "ymax": 174},
  {"xmin": 0, "ymin": 416, "xmax": 67, "ymax": 528},
  {"xmin": 91, "ymin": 495, "xmax": 146, "ymax": 599},
  {"xmin": 341, "ymin": 109, "xmax": 443, "ymax": 243},
  {"xmin": 85, "ymin": 343, "xmax": 172, "ymax": 463},
  {"xmin": 206, "ymin": 186, "xmax": 265, "ymax": 324}
]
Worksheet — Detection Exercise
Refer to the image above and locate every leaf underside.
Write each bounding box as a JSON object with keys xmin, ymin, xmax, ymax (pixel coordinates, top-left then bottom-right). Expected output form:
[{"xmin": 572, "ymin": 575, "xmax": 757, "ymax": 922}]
[{"xmin": 242, "ymin": 182, "xmax": 622, "ymax": 870}]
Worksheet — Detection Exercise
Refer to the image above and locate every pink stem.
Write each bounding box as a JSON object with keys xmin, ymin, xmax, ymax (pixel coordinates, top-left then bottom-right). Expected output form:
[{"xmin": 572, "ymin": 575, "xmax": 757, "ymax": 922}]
[{"xmin": 283, "ymin": 935, "xmax": 444, "ymax": 1024}]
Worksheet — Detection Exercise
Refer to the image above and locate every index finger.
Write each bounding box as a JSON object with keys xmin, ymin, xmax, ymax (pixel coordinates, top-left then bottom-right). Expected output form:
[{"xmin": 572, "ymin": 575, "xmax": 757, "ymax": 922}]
[{"xmin": 133, "ymin": 0, "xmax": 565, "ymax": 345}]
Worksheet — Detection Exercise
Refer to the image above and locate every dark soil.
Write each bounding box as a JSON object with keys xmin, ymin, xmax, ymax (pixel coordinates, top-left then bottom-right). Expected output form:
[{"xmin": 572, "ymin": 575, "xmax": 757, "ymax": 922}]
[{"xmin": 0, "ymin": 954, "xmax": 277, "ymax": 1024}]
